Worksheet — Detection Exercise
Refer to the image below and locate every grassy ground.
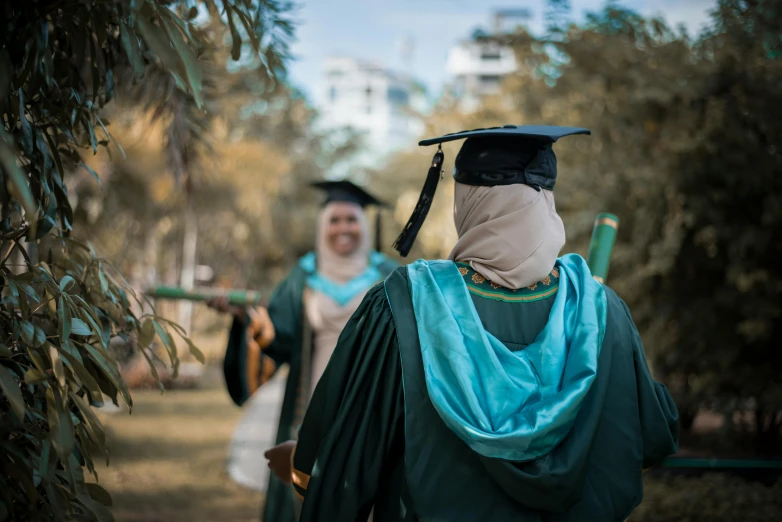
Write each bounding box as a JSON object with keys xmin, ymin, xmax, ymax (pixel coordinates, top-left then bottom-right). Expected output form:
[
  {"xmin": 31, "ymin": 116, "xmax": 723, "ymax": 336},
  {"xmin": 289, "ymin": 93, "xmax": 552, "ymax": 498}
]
[
  {"xmin": 93, "ymin": 387, "xmax": 262, "ymax": 522},
  {"xmin": 93, "ymin": 357, "xmax": 781, "ymax": 522}
]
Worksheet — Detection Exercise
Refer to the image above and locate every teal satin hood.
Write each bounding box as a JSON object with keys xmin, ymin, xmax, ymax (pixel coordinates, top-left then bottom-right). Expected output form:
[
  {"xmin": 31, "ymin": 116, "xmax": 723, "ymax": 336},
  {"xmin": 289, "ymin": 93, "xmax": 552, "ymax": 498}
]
[{"xmin": 407, "ymin": 253, "xmax": 607, "ymax": 462}]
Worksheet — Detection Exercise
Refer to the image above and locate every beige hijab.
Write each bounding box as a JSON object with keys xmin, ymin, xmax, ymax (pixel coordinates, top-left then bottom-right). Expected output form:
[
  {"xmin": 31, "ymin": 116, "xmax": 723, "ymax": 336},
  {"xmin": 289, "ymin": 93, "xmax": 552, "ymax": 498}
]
[
  {"xmin": 448, "ymin": 183, "xmax": 565, "ymax": 290},
  {"xmin": 304, "ymin": 202, "xmax": 371, "ymax": 390}
]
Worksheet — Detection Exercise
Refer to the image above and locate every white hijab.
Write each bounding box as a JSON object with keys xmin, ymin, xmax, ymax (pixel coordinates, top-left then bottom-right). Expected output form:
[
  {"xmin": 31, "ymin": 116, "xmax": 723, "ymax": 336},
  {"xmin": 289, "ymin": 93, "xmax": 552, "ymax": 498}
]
[
  {"xmin": 448, "ymin": 183, "xmax": 565, "ymax": 290},
  {"xmin": 225, "ymin": 203, "xmax": 373, "ymax": 492},
  {"xmin": 304, "ymin": 202, "xmax": 371, "ymax": 390}
]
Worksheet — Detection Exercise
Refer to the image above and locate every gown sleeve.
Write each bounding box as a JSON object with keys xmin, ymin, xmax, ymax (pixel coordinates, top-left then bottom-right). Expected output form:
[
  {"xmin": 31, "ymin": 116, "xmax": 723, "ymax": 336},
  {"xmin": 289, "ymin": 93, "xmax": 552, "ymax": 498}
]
[
  {"xmin": 291, "ymin": 283, "xmax": 405, "ymax": 522},
  {"xmin": 621, "ymin": 299, "xmax": 680, "ymax": 467},
  {"xmin": 222, "ymin": 269, "xmax": 303, "ymax": 406},
  {"xmin": 262, "ymin": 269, "xmax": 304, "ymax": 366}
]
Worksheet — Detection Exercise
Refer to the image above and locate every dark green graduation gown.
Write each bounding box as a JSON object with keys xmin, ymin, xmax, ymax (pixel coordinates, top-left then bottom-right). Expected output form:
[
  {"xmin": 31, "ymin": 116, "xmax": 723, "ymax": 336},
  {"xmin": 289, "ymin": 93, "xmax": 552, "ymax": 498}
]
[
  {"xmin": 292, "ymin": 262, "xmax": 679, "ymax": 522},
  {"xmin": 222, "ymin": 251, "xmax": 399, "ymax": 522}
]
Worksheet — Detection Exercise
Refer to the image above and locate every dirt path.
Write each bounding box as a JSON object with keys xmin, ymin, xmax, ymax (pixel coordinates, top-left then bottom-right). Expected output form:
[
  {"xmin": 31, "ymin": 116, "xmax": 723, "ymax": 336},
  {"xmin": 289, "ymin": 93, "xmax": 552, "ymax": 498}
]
[
  {"xmin": 90, "ymin": 381, "xmax": 780, "ymax": 522},
  {"xmin": 94, "ymin": 388, "xmax": 264, "ymax": 522}
]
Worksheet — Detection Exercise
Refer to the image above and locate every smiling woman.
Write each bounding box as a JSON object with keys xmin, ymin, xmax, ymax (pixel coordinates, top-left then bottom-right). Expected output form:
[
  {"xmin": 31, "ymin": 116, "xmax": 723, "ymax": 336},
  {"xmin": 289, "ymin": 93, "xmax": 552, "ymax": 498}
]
[
  {"xmin": 326, "ymin": 203, "xmax": 363, "ymax": 255},
  {"xmin": 209, "ymin": 179, "xmax": 399, "ymax": 522}
]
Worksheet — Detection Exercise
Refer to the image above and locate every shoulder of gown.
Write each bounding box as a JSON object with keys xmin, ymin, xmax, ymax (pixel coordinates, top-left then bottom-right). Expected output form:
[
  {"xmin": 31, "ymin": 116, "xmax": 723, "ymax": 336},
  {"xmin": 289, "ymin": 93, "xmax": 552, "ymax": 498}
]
[
  {"xmin": 372, "ymin": 251, "xmax": 401, "ymax": 277},
  {"xmin": 292, "ymin": 283, "xmax": 405, "ymax": 521},
  {"xmin": 604, "ymin": 285, "xmax": 680, "ymax": 465}
]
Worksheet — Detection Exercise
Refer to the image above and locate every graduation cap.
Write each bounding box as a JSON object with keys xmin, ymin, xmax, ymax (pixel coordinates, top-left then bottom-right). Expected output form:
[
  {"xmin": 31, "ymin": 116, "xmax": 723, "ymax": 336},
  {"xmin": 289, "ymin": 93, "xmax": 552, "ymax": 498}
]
[
  {"xmin": 393, "ymin": 125, "xmax": 591, "ymax": 256},
  {"xmin": 311, "ymin": 180, "xmax": 384, "ymax": 208},
  {"xmin": 311, "ymin": 180, "xmax": 387, "ymax": 251}
]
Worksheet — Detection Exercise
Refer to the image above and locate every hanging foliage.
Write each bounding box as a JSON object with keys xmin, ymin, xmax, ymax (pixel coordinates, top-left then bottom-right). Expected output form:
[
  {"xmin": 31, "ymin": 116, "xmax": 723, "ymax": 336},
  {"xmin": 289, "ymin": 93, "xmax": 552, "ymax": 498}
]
[{"xmin": 0, "ymin": 1, "xmax": 294, "ymax": 519}]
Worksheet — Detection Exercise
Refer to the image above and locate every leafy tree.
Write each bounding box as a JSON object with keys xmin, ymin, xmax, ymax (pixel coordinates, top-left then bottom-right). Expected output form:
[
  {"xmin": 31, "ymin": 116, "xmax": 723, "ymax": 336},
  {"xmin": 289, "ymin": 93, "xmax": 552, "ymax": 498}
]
[
  {"xmin": 658, "ymin": 0, "xmax": 782, "ymax": 450},
  {"xmin": 0, "ymin": 1, "xmax": 293, "ymax": 519}
]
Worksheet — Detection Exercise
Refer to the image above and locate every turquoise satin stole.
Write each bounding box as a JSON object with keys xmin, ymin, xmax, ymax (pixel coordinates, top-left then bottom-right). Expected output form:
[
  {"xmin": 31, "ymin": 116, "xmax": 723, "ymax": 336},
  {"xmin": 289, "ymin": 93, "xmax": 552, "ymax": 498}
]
[
  {"xmin": 298, "ymin": 251, "xmax": 385, "ymax": 306},
  {"xmin": 407, "ymin": 253, "xmax": 607, "ymax": 461}
]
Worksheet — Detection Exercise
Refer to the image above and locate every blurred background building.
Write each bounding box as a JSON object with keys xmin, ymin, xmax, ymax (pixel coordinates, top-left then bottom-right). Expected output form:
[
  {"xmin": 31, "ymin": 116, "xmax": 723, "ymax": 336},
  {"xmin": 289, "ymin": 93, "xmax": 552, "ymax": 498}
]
[
  {"xmin": 317, "ymin": 56, "xmax": 426, "ymax": 174},
  {"xmin": 315, "ymin": 9, "xmax": 536, "ymax": 171},
  {"xmin": 320, "ymin": 57, "xmax": 421, "ymax": 155},
  {"xmin": 446, "ymin": 9, "xmax": 531, "ymax": 110}
]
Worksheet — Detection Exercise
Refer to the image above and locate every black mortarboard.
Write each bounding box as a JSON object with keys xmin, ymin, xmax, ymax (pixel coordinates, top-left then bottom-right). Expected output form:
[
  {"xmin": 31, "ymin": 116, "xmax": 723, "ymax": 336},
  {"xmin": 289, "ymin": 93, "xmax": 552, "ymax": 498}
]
[
  {"xmin": 311, "ymin": 180, "xmax": 385, "ymax": 208},
  {"xmin": 311, "ymin": 180, "xmax": 387, "ymax": 251},
  {"xmin": 393, "ymin": 125, "xmax": 590, "ymax": 256}
]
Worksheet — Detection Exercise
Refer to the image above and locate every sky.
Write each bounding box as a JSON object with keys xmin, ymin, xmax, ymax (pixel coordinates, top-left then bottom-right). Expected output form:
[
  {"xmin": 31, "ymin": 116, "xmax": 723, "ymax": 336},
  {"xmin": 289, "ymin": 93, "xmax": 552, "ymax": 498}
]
[{"xmin": 285, "ymin": 0, "xmax": 717, "ymax": 106}]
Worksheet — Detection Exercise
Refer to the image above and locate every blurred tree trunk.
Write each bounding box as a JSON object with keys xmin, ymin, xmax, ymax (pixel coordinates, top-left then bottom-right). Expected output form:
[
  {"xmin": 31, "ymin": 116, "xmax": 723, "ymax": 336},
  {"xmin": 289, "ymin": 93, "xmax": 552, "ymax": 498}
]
[
  {"xmin": 178, "ymin": 199, "xmax": 198, "ymax": 334},
  {"xmin": 143, "ymin": 224, "xmax": 160, "ymax": 316}
]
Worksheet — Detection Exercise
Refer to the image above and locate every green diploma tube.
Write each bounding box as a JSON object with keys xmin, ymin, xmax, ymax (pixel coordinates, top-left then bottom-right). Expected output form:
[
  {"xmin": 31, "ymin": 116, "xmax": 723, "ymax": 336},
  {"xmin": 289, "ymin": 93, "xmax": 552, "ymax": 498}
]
[
  {"xmin": 146, "ymin": 286, "xmax": 262, "ymax": 307},
  {"xmin": 586, "ymin": 213, "xmax": 619, "ymax": 283}
]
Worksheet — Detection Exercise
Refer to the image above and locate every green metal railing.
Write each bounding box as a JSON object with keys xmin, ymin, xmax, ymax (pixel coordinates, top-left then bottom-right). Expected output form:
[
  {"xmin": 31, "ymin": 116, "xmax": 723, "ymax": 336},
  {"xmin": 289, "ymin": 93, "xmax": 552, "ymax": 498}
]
[{"xmin": 660, "ymin": 458, "xmax": 782, "ymax": 469}]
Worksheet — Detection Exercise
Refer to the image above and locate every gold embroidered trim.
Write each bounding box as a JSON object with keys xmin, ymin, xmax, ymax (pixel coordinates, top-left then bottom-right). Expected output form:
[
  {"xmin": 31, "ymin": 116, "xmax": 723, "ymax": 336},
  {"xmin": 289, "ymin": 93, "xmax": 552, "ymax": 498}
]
[
  {"xmin": 596, "ymin": 217, "xmax": 619, "ymax": 229},
  {"xmin": 467, "ymin": 284, "xmax": 559, "ymax": 302},
  {"xmin": 455, "ymin": 262, "xmax": 560, "ymax": 302},
  {"xmin": 291, "ymin": 468, "xmax": 310, "ymax": 490},
  {"xmin": 291, "ymin": 445, "xmax": 311, "ymax": 491}
]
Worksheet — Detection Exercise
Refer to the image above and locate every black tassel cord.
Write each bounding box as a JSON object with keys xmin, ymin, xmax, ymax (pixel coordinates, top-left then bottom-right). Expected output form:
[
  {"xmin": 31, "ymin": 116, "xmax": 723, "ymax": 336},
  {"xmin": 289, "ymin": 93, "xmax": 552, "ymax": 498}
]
[{"xmin": 393, "ymin": 145, "xmax": 445, "ymax": 257}]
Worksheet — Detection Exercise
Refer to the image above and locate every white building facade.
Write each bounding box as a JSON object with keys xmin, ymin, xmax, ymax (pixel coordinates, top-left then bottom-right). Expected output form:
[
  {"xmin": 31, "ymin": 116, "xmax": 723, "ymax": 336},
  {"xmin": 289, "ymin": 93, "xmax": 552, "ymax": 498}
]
[
  {"xmin": 446, "ymin": 41, "xmax": 517, "ymax": 108},
  {"xmin": 445, "ymin": 9, "xmax": 529, "ymax": 111},
  {"xmin": 319, "ymin": 56, "xmax": 424, "ymax": 164}
]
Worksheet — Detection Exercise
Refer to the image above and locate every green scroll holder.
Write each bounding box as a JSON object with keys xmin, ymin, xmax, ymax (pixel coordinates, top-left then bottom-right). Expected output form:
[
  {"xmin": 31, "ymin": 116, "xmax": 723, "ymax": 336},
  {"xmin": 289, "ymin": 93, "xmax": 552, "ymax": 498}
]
[
  {"xmin": 146, "ymin": 286, "xmax": 262, "ymax": 307},
  {"xmin": 586, "ymin": 212, "xmax": 619, "ymax": 283}
]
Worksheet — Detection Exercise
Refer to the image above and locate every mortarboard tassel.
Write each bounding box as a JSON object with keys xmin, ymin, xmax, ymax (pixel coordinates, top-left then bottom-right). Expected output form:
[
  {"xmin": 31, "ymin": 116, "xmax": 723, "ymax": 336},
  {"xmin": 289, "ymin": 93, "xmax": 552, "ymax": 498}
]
[{"xmin": 393, "ymin": 145, "xmax": 444, "ymax": 257}]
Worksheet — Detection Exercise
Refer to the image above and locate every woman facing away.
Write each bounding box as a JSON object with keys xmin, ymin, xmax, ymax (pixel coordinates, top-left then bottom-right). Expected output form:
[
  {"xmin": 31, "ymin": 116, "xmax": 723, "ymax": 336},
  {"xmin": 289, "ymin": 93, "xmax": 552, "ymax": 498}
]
[
  {"xmin": 208, "ymin": 180, "xmax": 399, "ymax": 522},
  {"xmin": 266, "ymin": 126, "xmax": 679, "ymax": 521}
]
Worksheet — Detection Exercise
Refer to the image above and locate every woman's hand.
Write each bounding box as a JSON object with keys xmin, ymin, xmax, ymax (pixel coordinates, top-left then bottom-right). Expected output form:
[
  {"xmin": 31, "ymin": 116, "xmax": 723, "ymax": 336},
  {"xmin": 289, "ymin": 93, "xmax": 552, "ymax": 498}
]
[
  {"xmin": 206, "ymin": 296, "xmax": 246, "ymax": 320},
  {"xmin": 264, "ymin": 440, "xmax": 297, "ymax": 485}
]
